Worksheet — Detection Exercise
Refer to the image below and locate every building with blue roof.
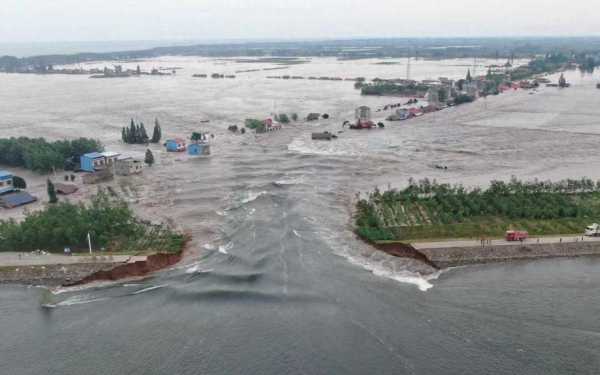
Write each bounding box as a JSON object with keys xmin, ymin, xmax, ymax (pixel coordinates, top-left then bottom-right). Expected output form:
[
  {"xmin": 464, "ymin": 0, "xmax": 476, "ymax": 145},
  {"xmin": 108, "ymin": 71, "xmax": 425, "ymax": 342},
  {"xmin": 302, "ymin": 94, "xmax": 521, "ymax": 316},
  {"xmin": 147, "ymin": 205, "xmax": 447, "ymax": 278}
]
[
  {"xmin": 0, "ymin": 170, "xmax": 14, "ymax": 194},
  {"xmin": 80, "ymin": 152, "xmax": 106, "ymax": 172}
]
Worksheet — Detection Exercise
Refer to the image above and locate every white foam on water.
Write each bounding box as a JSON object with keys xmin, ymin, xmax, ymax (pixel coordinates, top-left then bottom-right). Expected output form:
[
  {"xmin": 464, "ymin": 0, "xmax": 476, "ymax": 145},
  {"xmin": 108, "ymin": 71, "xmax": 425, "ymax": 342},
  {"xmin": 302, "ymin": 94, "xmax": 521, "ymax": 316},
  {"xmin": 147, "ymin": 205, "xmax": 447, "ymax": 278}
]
[
  {"xmin": 57, "ymin": 295, "xmax": 109, "ymax": 306},
  {"xmin": 293, "ymin": 230, "xmax": 302, "ymax": 238},
  {"xmin": 132, "ymin": 284, "xmax": 168, "ymax": 295},
  {"xmin": 347, "ymin": 256, "xmax": 434, "ymax": 292},
  {"xmin": 241, "ymin": 191, "xmax": 267, "ymax": 204},
  {"xmin": 202, "ymin": 243, "xmax": 216, "ymax": 250},
  {"xmin": 218, "ymin": 241, "xmax": 234, "ymax": 254}
]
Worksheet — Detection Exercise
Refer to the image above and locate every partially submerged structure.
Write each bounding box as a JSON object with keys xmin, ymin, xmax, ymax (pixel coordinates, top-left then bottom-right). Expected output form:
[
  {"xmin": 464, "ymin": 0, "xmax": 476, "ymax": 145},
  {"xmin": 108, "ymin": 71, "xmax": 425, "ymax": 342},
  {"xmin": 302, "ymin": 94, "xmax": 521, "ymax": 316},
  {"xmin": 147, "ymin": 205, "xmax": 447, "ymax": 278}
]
[
  {"xmin": 80, "ymin": 151, "xmax": 121, "ymax": 172},
  {"xmin": 0, "ymin": 170, "xmax": 14, "ymax": 194},
  {"xmin": 256, "ymin": 118, "xmax": 282, "ymax": 133},
  {"xmin": 0, "ymin": 191, "xmax": 37, "ymax": 209},
  {"xmin": 312, "ymin": 132, "xmax": 337, "ymax": 141},
  {"xmin": 347, "ymin": 106, "xmax": 376, "ymax": 129},
  {"xmin": 115, "ymin": 156, "xmax": 144, "ymax": 176},
  {"xmin": 188, "ymin": 142, "xmax": 211, "ymax": 156},
  {"xmin": 54, "ymin": 183, "xmax": 78, "ymax": 195},
  {"xmin": 165, "ymin": 138, "xmax": 187, "ymax": 152}
]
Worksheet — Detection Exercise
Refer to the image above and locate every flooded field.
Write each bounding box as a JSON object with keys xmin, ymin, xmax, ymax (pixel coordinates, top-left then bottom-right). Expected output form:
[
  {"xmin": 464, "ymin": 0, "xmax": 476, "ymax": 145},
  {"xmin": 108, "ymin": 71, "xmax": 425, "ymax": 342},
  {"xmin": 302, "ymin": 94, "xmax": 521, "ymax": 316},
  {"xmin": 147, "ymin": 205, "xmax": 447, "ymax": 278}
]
[{"xmin": 1, "ymin": 57, "xmax": 600, "ymax": 375}]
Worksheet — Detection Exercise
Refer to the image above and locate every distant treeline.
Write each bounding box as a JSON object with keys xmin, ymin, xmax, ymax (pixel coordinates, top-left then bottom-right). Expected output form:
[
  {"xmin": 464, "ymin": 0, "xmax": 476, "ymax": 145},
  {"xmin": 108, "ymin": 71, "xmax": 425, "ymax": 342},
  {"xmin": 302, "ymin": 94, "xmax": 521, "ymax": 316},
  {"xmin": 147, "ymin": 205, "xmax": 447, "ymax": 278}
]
[
  {"xmin": 359, "ymin": 81, "xmax": 431, "ymax": 96},
  {"xmin": 0, "ymin": 137, "xmax": 103, "ymax": 173},
  {"xmin": 3, "ymin": 37, "xmax": 600, "ymax": 72},
  {"xmin": 0, "ymin": 192, "xmax": 185, "ymax": 253}
]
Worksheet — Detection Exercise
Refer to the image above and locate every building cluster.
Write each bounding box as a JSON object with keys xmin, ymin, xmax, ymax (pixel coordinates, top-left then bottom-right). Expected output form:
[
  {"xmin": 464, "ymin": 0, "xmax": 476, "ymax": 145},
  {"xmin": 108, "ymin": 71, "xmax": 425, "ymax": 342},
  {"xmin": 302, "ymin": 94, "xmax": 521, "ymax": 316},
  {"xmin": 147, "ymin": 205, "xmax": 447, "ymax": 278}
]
[
  {"xmin": 80, "ymin": 151, "xmax": 144, "ymax": 182},
  {"xmin": 165, "ymin": 136, "xmax": 211, "ymax": 155}
]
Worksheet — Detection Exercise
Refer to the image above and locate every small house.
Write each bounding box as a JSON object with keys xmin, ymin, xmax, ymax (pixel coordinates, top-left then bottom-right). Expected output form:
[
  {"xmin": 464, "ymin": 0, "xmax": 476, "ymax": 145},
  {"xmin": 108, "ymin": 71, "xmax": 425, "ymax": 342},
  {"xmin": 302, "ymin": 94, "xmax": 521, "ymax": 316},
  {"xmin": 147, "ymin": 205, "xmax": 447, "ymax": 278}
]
[
  {"xmin": 166, "ymin": 139, "xmax": 187, "ymax": 152},
  {"xmin": 188, "ymin": 143, "xmax": 211, "ymax": 156},
  {"xmin": 0, "ymin": 170, "xmax": 14, "ymax": 194},
  {"xmin": 80, "ymin": 152, "xmax": 106, "ymax": 172},
  {"xmin": 115, "ymin": 156, "xmax": 144, "ymax": 176}
]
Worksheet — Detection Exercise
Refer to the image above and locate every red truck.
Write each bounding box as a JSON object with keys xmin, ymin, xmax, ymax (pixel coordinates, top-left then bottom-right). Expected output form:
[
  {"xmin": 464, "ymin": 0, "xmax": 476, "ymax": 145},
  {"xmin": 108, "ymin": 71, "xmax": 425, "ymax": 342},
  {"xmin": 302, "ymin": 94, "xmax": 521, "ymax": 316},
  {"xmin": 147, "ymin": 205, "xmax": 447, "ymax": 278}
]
[{"xmin": 505, "ymin": 230, "xmax": 528, "ymax": 242}]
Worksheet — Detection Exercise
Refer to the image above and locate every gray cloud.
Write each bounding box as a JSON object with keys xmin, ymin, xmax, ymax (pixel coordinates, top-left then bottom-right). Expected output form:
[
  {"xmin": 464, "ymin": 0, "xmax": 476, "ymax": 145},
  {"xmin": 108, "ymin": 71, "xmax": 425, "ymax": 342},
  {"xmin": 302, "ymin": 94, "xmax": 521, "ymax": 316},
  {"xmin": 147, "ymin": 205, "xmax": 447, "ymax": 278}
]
[{"xmin": 0, "ymin": 0, "xmax": 598, "ymax": 42}]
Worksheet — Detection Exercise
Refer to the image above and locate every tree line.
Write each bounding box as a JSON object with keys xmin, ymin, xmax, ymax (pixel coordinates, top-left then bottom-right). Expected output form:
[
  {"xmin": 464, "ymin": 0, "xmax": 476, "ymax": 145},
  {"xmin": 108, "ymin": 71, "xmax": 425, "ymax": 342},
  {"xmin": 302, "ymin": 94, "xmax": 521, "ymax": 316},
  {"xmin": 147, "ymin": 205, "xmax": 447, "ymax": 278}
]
[
  {"xmin": 356, "ymin": 177, "xmax": 600, "ymax": 242},
  {"xmin": 122, "ymin": 118, "xmax": 161, "ymax": 144},
  {"xmin": 0, "ymin": 192, "xmax": 185, "ymax": 253},
  {"xmin": 0, "ymin": 137, "xmax": 103, "ymax": 173}
]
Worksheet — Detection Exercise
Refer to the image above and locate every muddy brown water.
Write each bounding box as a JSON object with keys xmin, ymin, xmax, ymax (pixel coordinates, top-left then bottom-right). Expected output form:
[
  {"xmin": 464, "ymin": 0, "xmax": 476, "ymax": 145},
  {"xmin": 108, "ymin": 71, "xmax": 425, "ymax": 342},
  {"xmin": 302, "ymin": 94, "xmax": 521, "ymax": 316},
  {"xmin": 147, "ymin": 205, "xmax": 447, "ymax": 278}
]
[{"xmin": 1, "ymin": 58, "xmax": 599, "ymax": 374}]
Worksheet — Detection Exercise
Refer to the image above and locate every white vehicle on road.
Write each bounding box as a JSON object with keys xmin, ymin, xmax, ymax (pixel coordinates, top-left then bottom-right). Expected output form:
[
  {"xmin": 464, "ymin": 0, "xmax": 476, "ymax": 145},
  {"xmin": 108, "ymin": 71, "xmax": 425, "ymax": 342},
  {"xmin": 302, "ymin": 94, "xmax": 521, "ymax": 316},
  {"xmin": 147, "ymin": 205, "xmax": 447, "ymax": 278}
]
[{"xmin": 584, "ymin": 223, "xmax": 600, "ymax": 237}]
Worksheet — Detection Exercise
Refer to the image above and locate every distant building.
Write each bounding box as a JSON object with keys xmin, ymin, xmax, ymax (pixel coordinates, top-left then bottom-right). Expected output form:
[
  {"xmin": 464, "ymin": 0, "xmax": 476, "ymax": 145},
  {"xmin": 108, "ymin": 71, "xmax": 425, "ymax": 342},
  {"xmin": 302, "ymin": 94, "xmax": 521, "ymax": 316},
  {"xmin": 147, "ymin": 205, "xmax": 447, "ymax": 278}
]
[
  {"xmin": 188, "ymin": 143, "xmax": 211, "ymax": 156},
  {"xmin": 115, "ymin": 157, "xmax": 144, "ymax": 176},
  {"xmin": 386, "ymin": 108, "xmax": 410, "ymax": 121},
  {"xmin": 463, "ymin": 81, "xmax": 480, "ymax": 98},
  {"xmin": 355, "ymin": 106, "xmax": 372, "ymax": 121},
  {"xmin": 426, "ymin": 88, "xmax": 440, "ymax": 106},
  {"xmin": 0, "ymin": 170, "xmax": 14, "ymax": 194},
  {"xmin": 166, "ymin": 139, "xmax": 187, "ymax": 152}
]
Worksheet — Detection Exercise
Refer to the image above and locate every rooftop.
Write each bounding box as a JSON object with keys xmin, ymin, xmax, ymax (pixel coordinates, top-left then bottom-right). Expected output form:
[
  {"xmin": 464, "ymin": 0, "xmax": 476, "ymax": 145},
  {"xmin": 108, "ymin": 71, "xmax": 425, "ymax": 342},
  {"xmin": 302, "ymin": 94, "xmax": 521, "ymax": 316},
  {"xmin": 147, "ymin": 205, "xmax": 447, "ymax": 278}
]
[
  {"xmin": 101, "ymin": 151, "xmax": 121, "ymax": 158},
  {"xmin": 83, "ymin": 152, "xmax": 104, "ymax": 159},
  {"xmin": 0, "ymin": 170, "xmax": 12, "ymax": 178}
]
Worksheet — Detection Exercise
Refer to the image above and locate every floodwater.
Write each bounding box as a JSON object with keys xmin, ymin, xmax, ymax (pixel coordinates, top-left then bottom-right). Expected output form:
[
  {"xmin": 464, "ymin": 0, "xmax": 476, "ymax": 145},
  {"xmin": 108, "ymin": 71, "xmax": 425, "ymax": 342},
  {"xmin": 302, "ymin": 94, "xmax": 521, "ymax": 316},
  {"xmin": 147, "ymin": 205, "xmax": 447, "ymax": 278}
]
[{"xmin": 1, "ymin": 57, "xmax": 600, "ymax": 374}]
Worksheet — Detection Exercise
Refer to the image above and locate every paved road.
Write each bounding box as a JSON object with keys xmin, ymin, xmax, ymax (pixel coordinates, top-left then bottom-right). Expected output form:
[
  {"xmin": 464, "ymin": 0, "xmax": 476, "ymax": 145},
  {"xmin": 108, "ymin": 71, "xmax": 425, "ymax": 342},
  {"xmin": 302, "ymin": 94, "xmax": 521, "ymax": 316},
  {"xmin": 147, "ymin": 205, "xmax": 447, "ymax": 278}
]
[
  {"xmin": 412, "ymin": 235, "xmax": 600, "ymax": 249},
  {"xmin": 0, "ymin": 252, "xmax": 146, "ymax": 267}
]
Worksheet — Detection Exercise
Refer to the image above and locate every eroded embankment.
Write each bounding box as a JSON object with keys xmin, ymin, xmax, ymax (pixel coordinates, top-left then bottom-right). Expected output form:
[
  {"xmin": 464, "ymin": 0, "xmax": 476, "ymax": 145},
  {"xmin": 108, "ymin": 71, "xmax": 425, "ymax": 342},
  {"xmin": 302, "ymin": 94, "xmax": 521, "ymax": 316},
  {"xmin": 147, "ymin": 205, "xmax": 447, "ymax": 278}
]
[
  {"xmin": 372, "ymin": 242, "xmax": 440, "ymax": 269},
  {"xmin": 64, "ymin": 252, "xmax": 183, "ymax": 286},
  {"xmin": 416, "ymin": 241, "xmax": 600, "ymax": 268}
]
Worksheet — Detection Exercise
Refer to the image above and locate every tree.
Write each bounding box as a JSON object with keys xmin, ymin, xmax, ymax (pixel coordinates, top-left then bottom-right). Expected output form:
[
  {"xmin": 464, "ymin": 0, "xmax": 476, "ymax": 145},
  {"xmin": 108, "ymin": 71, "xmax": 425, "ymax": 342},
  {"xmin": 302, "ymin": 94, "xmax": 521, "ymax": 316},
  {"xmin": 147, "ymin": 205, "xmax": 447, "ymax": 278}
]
[
  {"xmin": 12, "ymin": 176, "xmax": 26, "ymax": 189},
  {"xmin": 191, "ymin": 132, "xmax": 203, "ymax": 142},
  {"xmin": 122, "ymin": 127, "xmax": 127, "ymax": 143},
  {"xmin": 291, "ymin": 113, "xmax": 298, "ymax": 121},
  {"xmin": 558, "ymin": 73, "xmax": 568, "ymax": 88},
  {"xmin": 145, "ymin": 149, "xmax": 155, "ymax": 166},
  {"xmin": 151, "ymin": 118, "xmax": 162, "ymax": 143},
  {"xmin": 278, "ymin": 114, "xmax": 290, "ymax": 123},
  {"xmin": 129, "ymin": 119, "xmax": 137, "ymax": 143},
  {"xmin": 466, "ymin": 69, "xmax": 472, "ymax": 82},
  {"xmin": 47, "ymin": 179, "xmax": 58, "ymax": 204}
]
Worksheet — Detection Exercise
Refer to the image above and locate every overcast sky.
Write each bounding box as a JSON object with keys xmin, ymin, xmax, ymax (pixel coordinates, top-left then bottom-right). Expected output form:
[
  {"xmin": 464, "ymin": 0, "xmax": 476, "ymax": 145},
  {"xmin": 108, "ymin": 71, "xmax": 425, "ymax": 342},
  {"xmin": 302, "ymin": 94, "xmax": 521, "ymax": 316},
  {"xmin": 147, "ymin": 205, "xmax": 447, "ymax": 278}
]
[{"xmin": 0, "ymin": 0, "xmax": 598, "ymax": 43}]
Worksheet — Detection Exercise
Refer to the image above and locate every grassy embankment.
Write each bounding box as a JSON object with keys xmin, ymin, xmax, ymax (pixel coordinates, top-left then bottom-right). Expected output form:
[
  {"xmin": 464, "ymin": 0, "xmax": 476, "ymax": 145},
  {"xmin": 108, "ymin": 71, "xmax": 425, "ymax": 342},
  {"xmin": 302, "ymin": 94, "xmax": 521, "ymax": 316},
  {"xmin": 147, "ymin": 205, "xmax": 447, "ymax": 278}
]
[
  {"xmin": 355, "ymin": 178, "xmax": 600, "ymax": 243},
  {"xmin": 0, "ymin": 192, "xmax": 186, "ymax": 255}
]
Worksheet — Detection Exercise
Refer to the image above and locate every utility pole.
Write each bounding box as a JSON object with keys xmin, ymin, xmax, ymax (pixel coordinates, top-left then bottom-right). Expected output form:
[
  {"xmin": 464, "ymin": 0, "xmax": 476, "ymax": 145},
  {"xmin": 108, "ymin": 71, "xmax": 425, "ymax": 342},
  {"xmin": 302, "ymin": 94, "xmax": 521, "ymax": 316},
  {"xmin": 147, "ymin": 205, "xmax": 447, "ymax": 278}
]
[{"xmin": 87, "ymin": 232, "xmax": 92, "ymax": 254}]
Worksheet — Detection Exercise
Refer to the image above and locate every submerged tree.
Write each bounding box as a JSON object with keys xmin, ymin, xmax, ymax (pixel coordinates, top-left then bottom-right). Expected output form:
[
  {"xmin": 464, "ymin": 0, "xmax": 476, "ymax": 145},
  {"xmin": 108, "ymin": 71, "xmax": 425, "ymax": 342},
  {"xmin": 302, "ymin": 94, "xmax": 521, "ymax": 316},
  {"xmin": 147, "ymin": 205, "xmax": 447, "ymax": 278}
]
[
  {"xmin": 145, "ymin": 149, "xmax": 155, "ymax": 166},
  {"xmin": 47, "ymin": 179, "xmax": 58, "ymax": 204},
  {"xmin": 12, "ymin": 176, "xmax": 26, "ymax": 189},
  {"xmin": 151, "ymin": 118, "xmax": 162, "ymax": 143}
]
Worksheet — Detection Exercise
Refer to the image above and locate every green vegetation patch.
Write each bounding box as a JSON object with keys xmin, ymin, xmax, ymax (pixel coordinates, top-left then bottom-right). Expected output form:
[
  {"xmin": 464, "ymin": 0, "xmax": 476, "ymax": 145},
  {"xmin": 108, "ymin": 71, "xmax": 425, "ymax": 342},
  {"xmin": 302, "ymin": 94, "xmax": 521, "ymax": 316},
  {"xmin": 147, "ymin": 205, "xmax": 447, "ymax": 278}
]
[
  {"xmin": 356, "ymin": 178, "xmax": 600, "ymax": 242},
  {"xmin": 0, "ymin": 192, "xmax": 185, "ymax": 254},
  {"xmin": 0, "ymin": 137, "xmax": 103, "ymax": 173}
]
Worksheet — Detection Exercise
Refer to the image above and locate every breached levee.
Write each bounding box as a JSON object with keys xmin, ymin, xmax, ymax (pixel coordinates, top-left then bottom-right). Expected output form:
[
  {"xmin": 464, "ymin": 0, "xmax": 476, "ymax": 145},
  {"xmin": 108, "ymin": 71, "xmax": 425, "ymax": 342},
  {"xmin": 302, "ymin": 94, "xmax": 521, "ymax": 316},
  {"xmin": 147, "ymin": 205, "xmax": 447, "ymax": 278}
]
[
  {"xmin": 64, "ymin": 252, "xmax": 183, "ymax": 286},
  {"xmin": 384, "ymin": 240, "xmax": 600, "ymax": 268}
]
